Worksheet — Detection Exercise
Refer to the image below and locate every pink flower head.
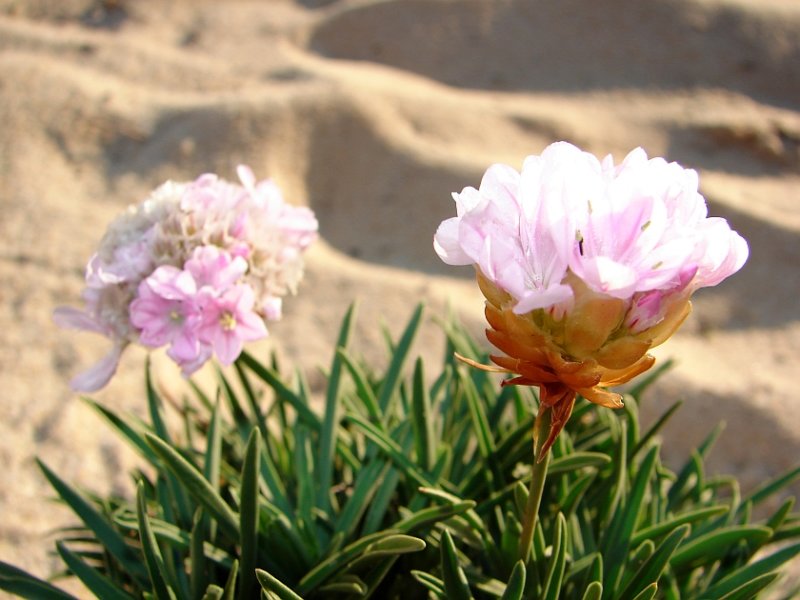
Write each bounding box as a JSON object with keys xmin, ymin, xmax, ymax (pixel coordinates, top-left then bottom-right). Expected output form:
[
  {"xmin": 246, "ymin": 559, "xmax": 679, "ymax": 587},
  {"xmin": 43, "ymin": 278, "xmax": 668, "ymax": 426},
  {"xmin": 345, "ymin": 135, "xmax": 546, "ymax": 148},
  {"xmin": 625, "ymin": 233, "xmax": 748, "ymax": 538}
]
[
  {"xmin": 435, "ymin": 142, "xmax": 748, "ymax": 451},
  {"xmin": 435, "ymin": 141, "xmax": 748, "ymax": 327},
  {"xmin": 54, "ymin": 166, "xmax": 316, "ymax": 391}
]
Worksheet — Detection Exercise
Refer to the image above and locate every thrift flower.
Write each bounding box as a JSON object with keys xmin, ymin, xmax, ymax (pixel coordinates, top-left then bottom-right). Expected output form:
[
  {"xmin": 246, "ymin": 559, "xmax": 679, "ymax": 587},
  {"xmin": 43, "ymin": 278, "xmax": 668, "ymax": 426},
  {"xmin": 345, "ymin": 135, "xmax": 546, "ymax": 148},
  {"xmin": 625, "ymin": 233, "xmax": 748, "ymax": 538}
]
[
  {"xmin": 435, "ymin": 142, "xmax": 748, "ymax": 454},
  {"xmin": 196, "ymin": 284, "xmax": 268, "ymax": 365},
  {"xmin": 56, "ymin": 166, "xmax": 318, "ymax": 391}
]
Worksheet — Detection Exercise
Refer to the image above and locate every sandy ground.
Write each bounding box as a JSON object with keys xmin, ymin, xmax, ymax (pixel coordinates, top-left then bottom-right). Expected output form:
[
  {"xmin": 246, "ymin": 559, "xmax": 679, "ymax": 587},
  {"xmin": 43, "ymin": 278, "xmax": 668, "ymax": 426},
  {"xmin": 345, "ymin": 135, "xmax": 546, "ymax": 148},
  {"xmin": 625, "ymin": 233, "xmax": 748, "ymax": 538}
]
[{"xmin": 1, "ymin": 0, "xmax": 799, "ymax": 596}]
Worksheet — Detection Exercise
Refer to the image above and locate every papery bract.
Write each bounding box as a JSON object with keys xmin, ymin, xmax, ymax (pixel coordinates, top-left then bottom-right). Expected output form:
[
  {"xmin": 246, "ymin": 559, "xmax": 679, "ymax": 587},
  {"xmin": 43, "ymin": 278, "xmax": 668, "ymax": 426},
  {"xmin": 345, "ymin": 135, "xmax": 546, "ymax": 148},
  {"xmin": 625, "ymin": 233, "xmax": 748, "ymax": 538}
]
[{"xmin": 435, "ymin": 141, "xmax": 748, "ymax": 454}]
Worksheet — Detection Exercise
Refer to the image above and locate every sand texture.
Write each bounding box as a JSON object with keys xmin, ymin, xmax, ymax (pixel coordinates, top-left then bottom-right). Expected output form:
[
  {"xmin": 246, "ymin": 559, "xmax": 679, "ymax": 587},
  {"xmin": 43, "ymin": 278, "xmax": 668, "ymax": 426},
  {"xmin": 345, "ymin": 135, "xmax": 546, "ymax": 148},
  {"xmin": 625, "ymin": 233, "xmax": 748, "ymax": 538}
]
[{"xmin": 1, "ymin": 0, "xmax": 799, "ymax": 595}]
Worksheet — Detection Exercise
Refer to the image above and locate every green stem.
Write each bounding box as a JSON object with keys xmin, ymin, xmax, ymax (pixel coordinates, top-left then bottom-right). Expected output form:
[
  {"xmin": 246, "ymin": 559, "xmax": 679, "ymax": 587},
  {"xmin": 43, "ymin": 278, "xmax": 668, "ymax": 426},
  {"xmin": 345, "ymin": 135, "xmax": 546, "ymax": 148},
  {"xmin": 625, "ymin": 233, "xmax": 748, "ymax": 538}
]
[{"xmin": 518, "ymin": 405, "xmax": 552, "ymax": 563}]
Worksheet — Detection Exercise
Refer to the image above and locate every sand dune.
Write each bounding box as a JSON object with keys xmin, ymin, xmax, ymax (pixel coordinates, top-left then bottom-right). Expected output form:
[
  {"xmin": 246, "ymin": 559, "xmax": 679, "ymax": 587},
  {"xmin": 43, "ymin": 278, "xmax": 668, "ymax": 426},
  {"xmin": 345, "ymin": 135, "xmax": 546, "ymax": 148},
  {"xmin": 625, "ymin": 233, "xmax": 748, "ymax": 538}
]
[{"xmin": 1, "ymin": 0, "xmax": 798, "ymax": 594}]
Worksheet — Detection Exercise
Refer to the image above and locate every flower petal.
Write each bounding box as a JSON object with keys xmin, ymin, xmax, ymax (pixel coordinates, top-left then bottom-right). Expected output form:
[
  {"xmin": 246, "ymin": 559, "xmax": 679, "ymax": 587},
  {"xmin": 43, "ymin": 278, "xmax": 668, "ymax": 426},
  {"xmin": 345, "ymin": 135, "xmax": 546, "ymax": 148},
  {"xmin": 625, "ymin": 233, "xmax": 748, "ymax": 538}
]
[{"xmin": 70, "ymin": 343, "xmax": 125, "ymax": 392}]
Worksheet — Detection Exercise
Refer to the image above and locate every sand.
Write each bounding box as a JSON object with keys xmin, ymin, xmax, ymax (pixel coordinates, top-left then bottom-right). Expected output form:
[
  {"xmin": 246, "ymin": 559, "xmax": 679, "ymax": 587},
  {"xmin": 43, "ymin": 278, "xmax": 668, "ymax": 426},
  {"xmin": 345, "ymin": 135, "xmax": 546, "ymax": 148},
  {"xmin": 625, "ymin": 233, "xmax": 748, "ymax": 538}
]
[{"xmin": 1, "ymin": 0, "xmax": 798, "ymax": 595}]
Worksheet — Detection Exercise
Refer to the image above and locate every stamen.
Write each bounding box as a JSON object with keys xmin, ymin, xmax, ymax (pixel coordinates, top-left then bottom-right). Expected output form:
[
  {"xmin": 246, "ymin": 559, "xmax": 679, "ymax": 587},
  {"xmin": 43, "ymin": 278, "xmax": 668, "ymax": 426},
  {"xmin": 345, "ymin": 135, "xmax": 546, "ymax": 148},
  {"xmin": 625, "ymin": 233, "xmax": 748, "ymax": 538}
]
[{"xmin": 220, "ymin": 311, "xmax": 237, "ymax": 331}]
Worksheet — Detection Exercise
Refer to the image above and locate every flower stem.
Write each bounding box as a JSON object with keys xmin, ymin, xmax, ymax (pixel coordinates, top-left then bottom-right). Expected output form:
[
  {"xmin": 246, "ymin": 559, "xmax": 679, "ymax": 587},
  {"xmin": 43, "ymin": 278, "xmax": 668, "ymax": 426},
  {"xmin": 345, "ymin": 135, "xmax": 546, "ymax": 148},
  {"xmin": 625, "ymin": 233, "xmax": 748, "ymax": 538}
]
[{"xmin": 518, "ymin": 404, "xmax": 552, "ymax": 563}]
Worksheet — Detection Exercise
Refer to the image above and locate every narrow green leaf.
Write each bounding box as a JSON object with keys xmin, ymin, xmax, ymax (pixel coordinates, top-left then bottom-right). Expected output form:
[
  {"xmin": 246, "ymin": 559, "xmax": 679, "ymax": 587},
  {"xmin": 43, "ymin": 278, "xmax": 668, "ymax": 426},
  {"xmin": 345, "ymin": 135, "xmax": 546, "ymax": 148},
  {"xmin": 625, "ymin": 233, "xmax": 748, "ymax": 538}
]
[
  {"xmin": 601, "ymin": 419, "xmax": 627, "ymax": 530},
  {"xmin": 221, "ymin": 560, "xmax": 238, "ymax": 600},
  {"xmin": 669, "ymin": 525, "xmax": 772, "ymax": 570},
  {"xmin": 581, "ymin": 581, "xmax": 603, "ymax": 600},
  {"xmin": 542, "ymin": 513, "xmax": 567, "ymax": 600},
  {"xmin": 561, "ymin": 472, "xmax": 596, "ymax": 517},
  {"xmin": 145, "ymin": 434, "xmax": 239, "ymax": 540},
  {"xmin": 765, "ymin": 496, "xmax": 795, "ymax": 532},
  {"xmin": 146, "ymin": 364, "xmax": 193, "ymax": 526},
  {"xmin": 190, "ymin": 509, "xmax": 207, "ymax": 600},
  {"xmin": 358, "ymin": 556, "xmax": 399, "ymax": 599},
  {"xmin": 411, "ymin": 570, "xmax": 445, "ymax": 597},
  {"xmin": 702, "ymin": 541, "xmax": 800, "ymax": 599},
  {"xmin": 394, "ymin": 500, "xmax": 477, "ymax": 534},
  {"xmin": 440, "ymin": 530, "xmax": 473, "ymax": 600},
  {"xmin": 82, "ymin": 398, "xmax": 160, "ymax": 465},
  {"xmin": 717, "ymin": 573, "xmax": 779, "ymax": 600},
  {"xmin": 411, "ymin": 357, "xmax": 436, "ymax": 472},
  {"xmin": 56, "ymin": 542, "xmax": 134, "ymax": 600},
  {"xmin": 460, "ymin": 372, "xmax": 496, "ymax": 462},
  {"xmin": 587, "ymin": 553, "xmax": 603, "ymax": 586},
  {"xmin": 136, "ymin": 482, "xmax": 177, "ymax": 600},
  {"xmin": 548, "ymin": 452, "xmax": 611, "ymax": 475},
  {"xmin": 602, "ymin": 444, "xmax": 658, "ymax": 594},
  {"xmin": 617, "ymin": 525, "xmax": 690, "ymax": 600},
  {"xmin": 297, "ymin": 532, "xmax": 402, "ymax": 595},
  {"xmin": 418, "ymin": 488, "xmax": 491, "ymax": 548},
  {"xmin": 377, "ymin": 303, "xmax": 424, "ymax": 413},
  {"xmin": 239, "ymin": 428, "xmax": 260, "ymax": 600},
  {"xmin": 373, "ymin": 534, "xmax": 427, "ymax": 554},
  {"xmin": 255, "ymin": 569, "xmax": 303, "ymax": 600},
  {"xmin": 741, "ymin": 465, "xmax": 800, "ymax": 509},
  {"xmin": 630, "ymin": 583, "xmax": 657, "ymax": 600},
  {"xmin": 318, "ymin": 302, "xmax": 358, "ymax": 511},
  {"xmin": 237, "ymin": 351, "xmax": 320, "ymax": 430},
  {"xmin": 203, "ymin": 401, "xmax": 222, "ymax": 490},
  {"xmin": 499, "ymin": 561, "xmax": 526, "ymax": 600},
  {"xmin": 0, "ymin": 561, "xmax": 78, "ymax": 599},
  {"xmin": 630, "ymin": 505, "xmax": 728, "ymax": 547},
  {"xmin": 36, "ymin": 460, "xmax": 147, "ymax": 585},
  {"xmin": 334, "ymin": 459, "xmax": 389, "ymax": 540},
  {"xmin": 668, "ymin": 424, "xmax": 724, "ymax": 511},
  {"xmin": 293, "ymin": 425, "xmax": 316, "ymax": 545},
  {"xmin": 337, "ymin": 348, "xmax": 381, "ymax": 421},
  {"xmin": 513, "ymin": 481, "xmax": 529, "ymax": 520},
  {"xmin": 318, "ymin": 579, "xmax": 367, "ymax": 595},
  {"xmin": 343, "ymin": 535, "xmax": 426, "ymax": 573},
  {"xmin": 202, "ymin": 400, "xmax": 223, "ymax": 545},
  {"xmin": 113, "ymin": 513, "xmax": 233, "ymax": 568},
  {"xmin": 146, "ymin": 358, "xmax": 171, "ymax": 442},
  {"xmin": 346, "ymin": 414, "xmax": 434, "ymax": 488},
  {"xmin": 201, "ymin": 585, "xmax": 223, "ymax": 600},
  {"xmin": 362, "ymin": 465, "xmax": 402, "ymax": 536},
  {"xmin": 630, "ymin": 400, "xmax": 682, "ymax": 459}
]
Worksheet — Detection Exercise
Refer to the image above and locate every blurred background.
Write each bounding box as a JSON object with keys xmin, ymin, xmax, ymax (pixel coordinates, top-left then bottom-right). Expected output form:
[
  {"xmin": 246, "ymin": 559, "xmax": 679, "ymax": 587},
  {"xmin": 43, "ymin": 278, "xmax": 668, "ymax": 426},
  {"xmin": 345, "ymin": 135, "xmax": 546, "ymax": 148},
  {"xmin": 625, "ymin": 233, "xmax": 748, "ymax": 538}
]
[{"xmin": 1, "ymin": 0, "xmax": 798, "ymax": 593}]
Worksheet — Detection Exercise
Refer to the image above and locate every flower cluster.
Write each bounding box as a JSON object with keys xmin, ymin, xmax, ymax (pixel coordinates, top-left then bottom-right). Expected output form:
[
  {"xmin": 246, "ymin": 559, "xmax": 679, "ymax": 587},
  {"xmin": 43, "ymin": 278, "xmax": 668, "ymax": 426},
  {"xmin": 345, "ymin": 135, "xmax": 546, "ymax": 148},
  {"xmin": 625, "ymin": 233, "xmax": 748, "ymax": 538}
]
[
  {"xmin": 54, "ymin": 166, "xmax": 318, "ymax": 392},
  {"xmin": 434, "ymin": 142, "xmax": 748, "ymax": 453}
]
